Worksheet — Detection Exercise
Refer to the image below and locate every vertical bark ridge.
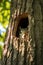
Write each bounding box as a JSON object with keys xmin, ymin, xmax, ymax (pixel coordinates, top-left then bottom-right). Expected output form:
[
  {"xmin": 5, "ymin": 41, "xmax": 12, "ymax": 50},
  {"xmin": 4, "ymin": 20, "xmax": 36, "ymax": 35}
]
[
  {"xmin": 32, "ymin": 0, "xmax": 42, "ymax": 65},
  {"xmin": 23, "ymin": 0, "xmax": 27, "ymax": 12},
  {"xmin": 23, "ymin": 41, "xmax": 28, "ymax": 65},
  {"xmin": 10, "ymin": 22, "xmax": 14, "ymax": 65},
  {"xmin": 15, "ymin": 39, "xmax": 19, "ymax": 65}
]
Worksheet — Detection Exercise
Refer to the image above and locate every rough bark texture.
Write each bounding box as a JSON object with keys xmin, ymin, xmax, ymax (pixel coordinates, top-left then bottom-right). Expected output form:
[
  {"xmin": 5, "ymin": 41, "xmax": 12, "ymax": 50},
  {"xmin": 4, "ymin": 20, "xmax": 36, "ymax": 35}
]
[
  {"xmin": 1, "ymin": 0, "xmax": 43, "ymax": 65},
  {"xmin": 33, "ymin": 0, "xmax": 42, "ymax": 65}
]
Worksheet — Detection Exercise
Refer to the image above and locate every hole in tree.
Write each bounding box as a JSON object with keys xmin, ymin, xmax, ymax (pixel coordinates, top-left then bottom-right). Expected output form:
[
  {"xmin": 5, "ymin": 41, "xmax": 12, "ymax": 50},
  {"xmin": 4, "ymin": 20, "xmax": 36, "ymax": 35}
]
[
  {"xmin": 16, "ymin": 17, "xmax": 29, "ymax": 37},
  {"xmin": 19, "ymin": 17, "xmax": 29, "ymax": 28}
]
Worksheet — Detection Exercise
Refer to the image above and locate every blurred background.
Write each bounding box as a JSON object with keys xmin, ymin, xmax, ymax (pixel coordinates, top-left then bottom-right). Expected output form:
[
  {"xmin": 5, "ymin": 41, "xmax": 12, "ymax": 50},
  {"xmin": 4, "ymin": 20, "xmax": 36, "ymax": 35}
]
[{"xmin": 0, "ymin": 0, "xmax": 11, "ymax": 59}]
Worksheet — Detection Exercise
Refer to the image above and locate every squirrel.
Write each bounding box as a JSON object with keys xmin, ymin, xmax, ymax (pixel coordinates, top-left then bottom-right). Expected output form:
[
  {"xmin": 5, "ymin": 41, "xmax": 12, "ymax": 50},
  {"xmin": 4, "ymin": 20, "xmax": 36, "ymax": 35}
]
[{"xmin": 12, "ymin": 9, "xmax": 29, "ymax": 37}]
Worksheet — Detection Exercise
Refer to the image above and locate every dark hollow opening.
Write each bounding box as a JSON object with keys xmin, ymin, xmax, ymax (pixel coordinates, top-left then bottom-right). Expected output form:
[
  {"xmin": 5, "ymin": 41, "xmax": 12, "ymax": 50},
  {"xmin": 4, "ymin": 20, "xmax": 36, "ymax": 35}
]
[
  {"xmin": 16, "ymin": 17, "xmax": 29, "ymax": 37},
  {"xmin": 19, "ymin": 17, "xmax": 29, "ymax": 28}
]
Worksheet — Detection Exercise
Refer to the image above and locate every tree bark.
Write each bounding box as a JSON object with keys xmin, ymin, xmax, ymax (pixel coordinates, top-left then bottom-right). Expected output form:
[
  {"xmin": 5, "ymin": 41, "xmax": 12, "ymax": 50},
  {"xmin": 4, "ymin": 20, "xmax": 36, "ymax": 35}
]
[{"xmin": 1, "ymin": 0, "xmax": 43, "ymax": 65}]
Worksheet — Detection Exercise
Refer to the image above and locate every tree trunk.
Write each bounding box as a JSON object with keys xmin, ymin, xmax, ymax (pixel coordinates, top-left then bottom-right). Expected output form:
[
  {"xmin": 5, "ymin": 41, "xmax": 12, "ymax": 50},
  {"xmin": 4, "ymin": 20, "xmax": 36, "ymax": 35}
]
[
  {"xmin": 33, "ymin": 0, "xmax": 42, "ymax": 65},
  {"xmin": 1, "ymin": 0, "xmax": 43, "ymax": 65}
]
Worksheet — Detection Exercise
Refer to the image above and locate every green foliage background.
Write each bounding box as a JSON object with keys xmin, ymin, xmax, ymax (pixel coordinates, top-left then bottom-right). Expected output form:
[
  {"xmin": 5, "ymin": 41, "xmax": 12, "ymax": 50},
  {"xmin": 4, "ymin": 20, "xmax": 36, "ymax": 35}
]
[{"xmin": 0, "ymin": 0, "xmax": 11, "ymax": 59}]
